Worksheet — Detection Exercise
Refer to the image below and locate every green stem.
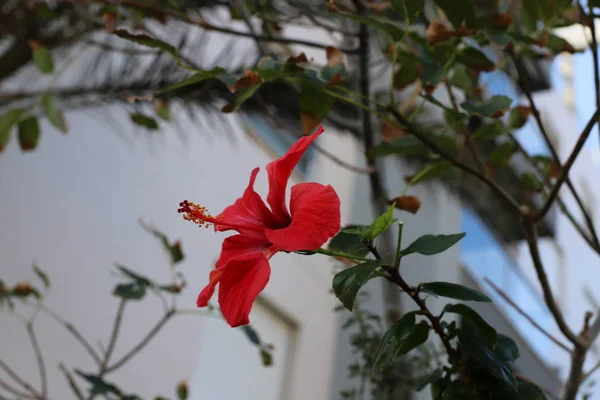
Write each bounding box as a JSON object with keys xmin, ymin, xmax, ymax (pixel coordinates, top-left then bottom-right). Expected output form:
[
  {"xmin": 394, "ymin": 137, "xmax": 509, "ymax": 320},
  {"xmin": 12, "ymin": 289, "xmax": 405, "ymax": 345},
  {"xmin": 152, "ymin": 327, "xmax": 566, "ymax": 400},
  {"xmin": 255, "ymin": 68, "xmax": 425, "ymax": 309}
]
[{"xmin": 394, "ymin": 221, "xmax": 404, "ymax": 270}]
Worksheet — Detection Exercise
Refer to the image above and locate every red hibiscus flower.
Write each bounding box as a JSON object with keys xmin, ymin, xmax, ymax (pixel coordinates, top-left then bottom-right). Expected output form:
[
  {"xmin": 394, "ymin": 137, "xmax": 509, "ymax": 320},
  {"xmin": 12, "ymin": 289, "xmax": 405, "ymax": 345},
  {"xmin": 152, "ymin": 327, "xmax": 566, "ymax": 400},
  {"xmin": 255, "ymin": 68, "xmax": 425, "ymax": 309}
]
[{"xmin": 178, "ymin": 126, "xmax": 341, "ymax": 327}]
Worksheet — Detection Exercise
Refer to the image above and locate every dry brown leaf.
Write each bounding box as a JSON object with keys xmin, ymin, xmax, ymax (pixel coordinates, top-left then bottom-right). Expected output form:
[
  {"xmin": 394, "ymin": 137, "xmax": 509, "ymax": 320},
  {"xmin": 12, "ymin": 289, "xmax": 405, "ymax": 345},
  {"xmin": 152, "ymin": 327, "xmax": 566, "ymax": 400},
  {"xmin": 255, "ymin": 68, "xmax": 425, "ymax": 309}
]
[
  {"xmin": 301, "ymin": 111, "xmax": 322, "ymax": 135},
  {"xmin": 229, "ymin": 70, "xmax": 263, "ymax": 92},
  {"xmin": 390, "ymin": 196, "xmax": 422, "ymax": 214},
  {"xmin": 287, "ymin": 52, "xmax": 309, "ymax": 64},
  {"xmin": 427, "ymin": 21, "xmax": 453, "ymax": 45},
  {"xmin": 381, "ymin": 121, "xmax": 407, "ymax": 142},
  {"xmin": 326, "ymin": 46, "xmax": 344, "ymax": 67},
  {"xmin": 365, "ymin": 2, "xmax": 391, "ymax": 14},
  {"xmin": 103, "ymin": 12, "xmax": 117, "ymax": 33}
]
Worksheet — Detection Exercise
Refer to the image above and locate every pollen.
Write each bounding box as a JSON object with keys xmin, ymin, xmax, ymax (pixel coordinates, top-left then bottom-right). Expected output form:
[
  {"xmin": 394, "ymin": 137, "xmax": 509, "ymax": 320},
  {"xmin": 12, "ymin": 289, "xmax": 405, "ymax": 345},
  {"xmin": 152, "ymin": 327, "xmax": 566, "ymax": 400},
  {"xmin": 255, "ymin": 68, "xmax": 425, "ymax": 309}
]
[{"xmin": 178, "ymin": 200, "xmax": 221, "ymax": 228}]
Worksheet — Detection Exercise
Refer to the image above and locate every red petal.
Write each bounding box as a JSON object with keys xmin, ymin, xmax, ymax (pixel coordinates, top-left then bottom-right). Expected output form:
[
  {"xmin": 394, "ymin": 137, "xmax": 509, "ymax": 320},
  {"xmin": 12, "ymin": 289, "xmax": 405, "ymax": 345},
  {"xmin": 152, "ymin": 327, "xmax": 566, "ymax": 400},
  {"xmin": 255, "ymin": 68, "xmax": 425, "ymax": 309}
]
[
  {"xmin": 265, "ymin": 126, "xmax": 325, "ymax": 222},
  {"xmin": 216, "ymin": 167, "xmax": 281, "ymax": 236},
  {"xmin": 218, "ymin": 252, "xmax": 271, "ymax": 327},
  {"xmin": 196, "ymin": 268, "xmax": 223, "ymax": 307},
  {"xmin": 216, "ymin": 234, "xmax": 272, "ymax": 268},
  {"xmin": 265, "ymin": 182, "xmax": 340, "ymax": 252}
]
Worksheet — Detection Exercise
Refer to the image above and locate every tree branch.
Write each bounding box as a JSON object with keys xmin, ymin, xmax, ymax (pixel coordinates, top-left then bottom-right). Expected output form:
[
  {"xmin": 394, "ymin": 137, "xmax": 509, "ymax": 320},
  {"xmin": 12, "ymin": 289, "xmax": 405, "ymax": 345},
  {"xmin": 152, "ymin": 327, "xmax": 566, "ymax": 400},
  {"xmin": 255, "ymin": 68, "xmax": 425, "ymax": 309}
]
[
  {"xmin": 100, "ymin": 299, "xmax": 127, "ymax": 371},
  {"xmin": 26, "ymin": 323, "xmax": 47, "ymax": 399},
  {"xmin": 58, "ymin": 363, "xmax": 84, "ymax": 400},
  {"xmin": 483, "ymin": 277, "xmax": 570, "ymax": 353},
  {"xmin": 0, "ymin": 359, "xmax": 40, "ymax": 397},
  {"xmin": 588, "ymin": 5, "xmax": 600, "ymax": 153},
  {"xmin": 535, "ymin": 109, "xmax": 600, "ymax": 221},
  {"xmin": 523, "ymin": 216, "xmax": 584, "ymax": 346}
]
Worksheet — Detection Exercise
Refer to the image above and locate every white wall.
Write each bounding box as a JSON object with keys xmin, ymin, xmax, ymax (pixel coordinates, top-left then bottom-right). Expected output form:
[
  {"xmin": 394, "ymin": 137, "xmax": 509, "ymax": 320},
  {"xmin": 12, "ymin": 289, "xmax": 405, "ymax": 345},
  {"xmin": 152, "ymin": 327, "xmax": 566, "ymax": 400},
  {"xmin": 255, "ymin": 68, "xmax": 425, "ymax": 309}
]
[{"xmin": 0, "ymin": 106, "xmax": 359, "ymax": 400}]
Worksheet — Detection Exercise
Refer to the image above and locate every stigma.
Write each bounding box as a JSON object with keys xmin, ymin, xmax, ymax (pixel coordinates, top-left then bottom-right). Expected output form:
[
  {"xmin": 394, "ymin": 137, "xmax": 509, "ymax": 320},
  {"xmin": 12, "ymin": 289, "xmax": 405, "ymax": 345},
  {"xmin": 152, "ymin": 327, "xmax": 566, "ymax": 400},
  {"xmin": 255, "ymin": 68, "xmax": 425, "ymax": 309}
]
[{"xmin": 178, "ymin": 200, "xmax": 221, "ymax": 228}]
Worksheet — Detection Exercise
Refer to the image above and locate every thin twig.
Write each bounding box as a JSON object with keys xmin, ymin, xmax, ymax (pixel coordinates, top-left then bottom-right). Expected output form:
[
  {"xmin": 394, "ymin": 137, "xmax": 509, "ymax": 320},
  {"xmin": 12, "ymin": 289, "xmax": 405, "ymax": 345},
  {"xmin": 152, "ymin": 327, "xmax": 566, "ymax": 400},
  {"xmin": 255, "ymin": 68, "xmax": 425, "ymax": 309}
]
[
  {"xmin": 101, "ymin": 299, "xmax": 127, "ymax": 371},
  {"xmin": 26, "ymin": 323, "xmax": 47, "ymax": 399},
  {"xmin": 588, "ymin": 5, "xmax": 600, "ymax": 153},
  {"xmin": 483, "ymin": 277, "xmax": 570, "ymax": 353},
  {"xmin": 104, "ymin": 309, "xmax": 175, "ymax": 373},
  {"xmin": 0, "ymin": 378, "xmax": 37, "ymax": 400},
  {"xmin": 444, "ymin": 81, "xmax": 487, "ymax": 174},
  {"xmin": 523, "ymin": 216, "xmax": 584, "ymax": 346},
  {"xmin": 53, "ymin": 0, "xmax": 360, "ymax": 53},
  {"xmin": 58, "ymin": 363, "xmax": 84, "ymax": 400},
  {"xmin": 0, "ymin": 359, "xmax": 40, "ymax": 396},
  {"xmin": 509, "ymin": 50, "xmax": 600, "ymax": 243},
  {"xmin": 535, "ymin": 109, "xmax": 600, "ymax": 220},
  {"xmin": 388, "ymin": 106, "xmax": 523, "ymax": 214},
  {"xmin": 514, "ymin": 374, "xmax": 559, "ymax": 400}
]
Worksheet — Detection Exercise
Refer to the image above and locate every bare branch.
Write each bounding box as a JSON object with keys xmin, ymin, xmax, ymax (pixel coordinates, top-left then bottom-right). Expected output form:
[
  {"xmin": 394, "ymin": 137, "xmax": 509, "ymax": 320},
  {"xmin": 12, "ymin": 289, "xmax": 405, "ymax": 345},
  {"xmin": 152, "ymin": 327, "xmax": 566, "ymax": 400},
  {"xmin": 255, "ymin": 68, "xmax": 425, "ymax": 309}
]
[
  {"xmin": 26, "ymin": 323, "xmax": 47, "ymax": 399},
  {"xmin": 484, "ymin": 277, "xmax": 571, "ymax": 353},
  {"xmin": 101, "ymin": 299, "xmax": 127, "ymax": 371},
  {"xmin": 523, "ymin": 216, "xmax": 584, "ymax": 346},
  {"xmin": 0, "ymin": 378, "xmax": 38, "ymax": 400},
  {"xmin": 535, "ymin": 109, "xmax": 600, "ymax": 220},
  {"xmin": 0, "ymin": 359, "xmax": 40, "ymax": 397},
  {"xmin": 58, "ymin": 363, "xmax": 84, "ymax": 400}
]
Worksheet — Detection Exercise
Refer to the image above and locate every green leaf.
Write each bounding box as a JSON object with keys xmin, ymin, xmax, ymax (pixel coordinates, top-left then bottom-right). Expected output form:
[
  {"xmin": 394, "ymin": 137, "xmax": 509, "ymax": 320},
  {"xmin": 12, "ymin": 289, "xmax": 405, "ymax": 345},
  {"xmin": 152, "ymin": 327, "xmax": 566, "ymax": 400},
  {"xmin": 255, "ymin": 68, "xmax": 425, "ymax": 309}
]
[
  {"xmin": 489, "ymin": 142, "xmax": 517, "ymax": 167},
  {"xmin": 32, "ymin": 44, "xmax": 54, "ymax": 74},
  {"xmin": 461, "ymin": 95, "xmax": 512, "ymax": 118},
  {"xmin": 117, "ymin": 265, "xmax": 152, "ymax": 286},
  {"xmin": 299, "ymin": 84, "xmax": 334, "ymax": 119},
  {"xmin": 456, "ymin": 47, "xmax": 496, "ymax": 72},
  {"xmin": 413, "ymin": 368, "xmax": 443, "ymax": 392},
  {"xmin": 520, "ymin": 172, "xmax": 543, "ymax": 192},
  {"xmin": 328, "ymin": 226, "xmax": 370, "ymax": 257},
  {"xmin": 393, "ymin": 323, "xmax": 430, "ymax": 357},
  {"xmin": 431, "ymin": 378, "xmax": 448, "ymax": 400},
  {"xmin": 32, "ymin": 264, "xmax": 50, "ymax": 289},
  {"xmin": 156, "ymin": 103, "xmax": 171, "ymax": 121},
  {"xmin": 393, "ymin": 58, "xmax": 421, "ymax": 90},
  {"xmin": 0, "ymin": 109, "xmax": 25, "ymax": 152},
  {"xmin": 159, "ymin": 68, "xmax": 227, "ymax": 93},
  {"xmin": 241, "ymin": 325, "xmax": 261, "ymax": 345},
  {"xmin": 176, "ymin": 382, "xmax": 188, "ymax": 400},
  {"xmin": 18, "ymin": 116, "xmax": 41, "ymax": 151},
  {"xmin": 366, "ymin": 205, "xmax": 396, "ymax": 241},
  {"xmin": 444, "ymin": 303, "xmax": 497, "ymax": 345},
  {"xmin": 441, "ymin": 381, "xmax": 481, "ymax": 399},
  {"xmin": 113, "ymin": 282, "xmax": 147, "ymax": 300},
  {"xmin": 368, "ymin": 136, "xmax": 429, "ymax": 158},
  {"xmin": 409, "ymin": 161, "xmax": 453, "ymax": 185},
  {"xmin": 508, "ymin": 106, "xmax": 531, "ymax": 129},
  {"xmin": 332, "ymin": 261, "xmax": 379, "ymax": 311},
  {"xmin": 131, "ymin": 113, "xmax": 159, "ymax": 130},
  {"xmin": 495, "ymin": 334, "xmax": 520, "ymax": 362},
  {"xmin": 260, "ymin": 349, "xmax": 273, "ymax": 366},
  {"xmin": 42, "ymin": 94, "xmax": 68, "ymax": 133},
  {"xmin": 75, "ymin": 370, "xmax": 122, "ymax": 396},
  {"xmin": 458, "ymin": 329, "xmax": 517, "ymax": 389},
  {"xmin": 472, "ymin": 121, "xmax": 508, "ymax": 142},
  {"xmin": 340, "ymin": 13, "xmax": 405, "ymax": 40},
  {"xmin": 114, "ymin": 30, "xmax": 178, "ymax": 58},
  {"xmin": 222, "ymin": 84, "xmax": 262, "ymax": 113},
  {"xmin": 373, "ymin": 312, "xmax": 416, "ymax": 367},
  {"xmin": 490, "ymin": 381, "xmax": 547, "ymax": 400},
  {"xmin": 391, "ymin": 0, "xmax": 424, "ymax": 20},
  {"xmin": 400, "ymin": 233, "xmax": 466, "ymax": 256},
  {"xmin": 433, "ymin": 0, "xmax": 477, "ymax": 28},
  {"xmin": 141, "ymin": 222, "xmax": 185, "ymax": 265},
  {"xmin": 420, "ymin": 282, "xmax": 491, "ymax": 302},
  {"xmin": 449, "ymin": 64, "xmax": 478, "ymax": 97}
]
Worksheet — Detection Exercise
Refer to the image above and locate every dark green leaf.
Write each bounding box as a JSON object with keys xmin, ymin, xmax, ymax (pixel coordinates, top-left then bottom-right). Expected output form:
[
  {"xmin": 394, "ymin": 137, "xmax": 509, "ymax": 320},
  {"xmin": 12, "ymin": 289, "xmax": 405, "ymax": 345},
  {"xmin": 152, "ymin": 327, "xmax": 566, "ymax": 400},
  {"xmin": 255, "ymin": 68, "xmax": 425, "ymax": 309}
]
[
  {"xmin": 222, "ymin": 84, "xmax": 262, "ymax": 113},
  {"xmin": 260, "ymin": 349, "xmax": 273, "ymax": 366},
  {"xmin": 420, "ymin": 282, "xmax": 491, "ymax": 302},
  {"xmin": 431, "ymin": 378, "xmax": 448, "ymax": 400},
  {"xmin": 449, "ymin": 64, "xmax": 478, "ymax": 97},
  {"xmin": 241, "ymin": 325, "xmax": 261, "ymax": 345},
  {"xmin": 458, "ymin": 330, "xmax": 517, "ymax": 389},
  {"xmin": 114, "ymin": 30, "xmax": 178, "ymax": 58},
  {"xmin": 400, "ymin": 233, "xmax": 466, "ymax": 256},
  {"xmin": 441, "ymin": 381, "xmax": 481, "ymax": 399},
  {"xmin": 131, "ymin": 113, "xmax": 159, "ymax": 130},
  {"xmin": 491, "ymin": 381, "xmax": 547, "ymax": 400},
  {"xmin": 445, "ymin": 303, "xmax": 497, "ymax": 345},
  {"xmin": 0, "ymin": 109, "xmax": 25, "ymax": 152},
  {"xmin": 508, "ymin": 106, "xmax": 531, "ymax": 129},
  {"xmin": 472, "ymin": 121, "xmax": 508, "ymax": 142},
  {"xmin": 421, "ymin": 62, "xmax": 444, "ymax": 88},
  {"xmin": 433, "ymin": 0, "xmax": 477, "ymax": 28},
  {"xmin": 332, "ymin": 261, "xmax": 379, "ymax": 311},
  {"xmin": 18, "ymin": 116, "xmax": 40, "ymax": 151},
  {"xmin": 366, "ymin": 205, "xmax": 396, "ymax": 240},
  {"xmin": 177, "ymin": 382, "xmax": 188, "ymax": 400},
  {"xmin": 113, "ymin": 283, "xmax": 147, "ymax": 300},
  {"xmin": 413, "ymin": 368, "xmax": 443, "ymax": 391},
  {"xmin": 461, "ymin": 95, "xmax": 512, "ymax": 118},
  {"xmin": 393, "ymin": 323, "xmax": 430, "ymax": 357},
  {"xmin": 456, "ymin": 47, "xmax": 495, "ymax": 72},
  {"xmin": 409, "ymin": 161, "xmax": 453, "ymax": 185},
  {"xmin": 75, "ymin": 370, "xmax": 122, "ymax": 396},
  {"xmin": 42, "ymin": 94, "xmax": 68, "ymax": 133},
  {"xmin": 495, "ymin": 334, "xmax": 520, "ymax": 362},
  {"xmin": 32, "ymin": 44, "xmax": 54, "ymax": 74},
  {"xmin": 328, "ymin": 227, "xmax": 370, "ymax": 257},
  {"xmin": 340, "ymin": 13, "xmax": 405, "ymax": 40},
  {"xmin": 520, "ymin": 172, "xmax": 543, "ymax": 192},
  {"xmin": 373, "ymin": 312, "xmax": 416, "ymax": 367},
  {"xmin": 391, "ymin": 0, "xmax": 425, "ymax": 20},
  {"xmin": 299, "ymin": 84, "xmax": 334, "ymax": 119},
  {"xmin": 32, "ymin": 264, "xmax": 50, "ymax": 289},
  {"xmin": 156, "ymin": 103, "xmax": 171, "ymax": 121},
  {"xmin": 141, "ymin": 222, "xmax": 185, "ymax": 265},
  {"xmin": 393, "ymin": 58, "xmax": 421, "ymax": 90},
  {"xmin": 117, "ymin": 265, "xmax": 152, "ymax": 286},
  {"xmin": 368, "ymin": 136, "xmax": 429, "ymax": 158},
  {"xmin": 489, "ymin": 142, "xmax": 517, "ymax": 167},
  {"xmin": 160, "ymin": 68, "xmax": 227, "ymax": 93}
]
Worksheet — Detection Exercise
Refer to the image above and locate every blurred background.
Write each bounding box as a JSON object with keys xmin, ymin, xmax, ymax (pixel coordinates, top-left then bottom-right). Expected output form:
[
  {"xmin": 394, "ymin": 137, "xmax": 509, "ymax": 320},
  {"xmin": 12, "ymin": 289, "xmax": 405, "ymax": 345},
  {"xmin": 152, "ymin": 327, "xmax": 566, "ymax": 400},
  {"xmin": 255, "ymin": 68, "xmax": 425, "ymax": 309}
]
[{"xmin": 1, "ymin": 1, "xmax": 600, "ymax": 399}]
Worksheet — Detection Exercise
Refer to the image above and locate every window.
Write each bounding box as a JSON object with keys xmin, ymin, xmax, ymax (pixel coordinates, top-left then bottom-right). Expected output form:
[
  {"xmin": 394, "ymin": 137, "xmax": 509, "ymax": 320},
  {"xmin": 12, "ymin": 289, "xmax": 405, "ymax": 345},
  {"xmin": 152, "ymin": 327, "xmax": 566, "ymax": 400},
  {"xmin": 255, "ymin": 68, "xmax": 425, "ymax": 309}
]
[{"xmin": 245, "ymin": 113, "xmax": 315, "ymax": 177}]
